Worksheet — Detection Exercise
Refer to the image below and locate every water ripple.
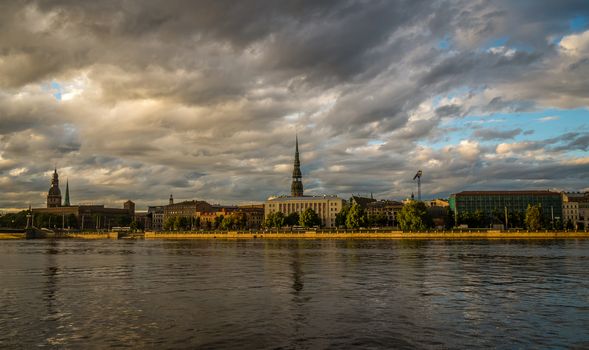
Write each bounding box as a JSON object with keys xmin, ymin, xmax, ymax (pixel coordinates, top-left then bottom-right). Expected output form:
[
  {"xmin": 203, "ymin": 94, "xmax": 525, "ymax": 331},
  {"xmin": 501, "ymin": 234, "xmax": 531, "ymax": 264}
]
[{"xmin": 1, "ymin": 239, "xmax": 588, "ymax": 348}]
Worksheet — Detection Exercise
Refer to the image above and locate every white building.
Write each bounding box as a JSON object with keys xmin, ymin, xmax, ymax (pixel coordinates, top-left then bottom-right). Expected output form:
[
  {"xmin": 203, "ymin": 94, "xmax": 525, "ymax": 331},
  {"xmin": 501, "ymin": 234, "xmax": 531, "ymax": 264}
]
[
  {"xmin": 562, "ymin": 201, "xmax": 579, "ymax": 227},
  {"xmin": 562, "ymin": 192, "xmax": 588, "ymax": 229},
  {"xmin": 265, "ymin": 195, "xmax": 344, "ymax": 228}
]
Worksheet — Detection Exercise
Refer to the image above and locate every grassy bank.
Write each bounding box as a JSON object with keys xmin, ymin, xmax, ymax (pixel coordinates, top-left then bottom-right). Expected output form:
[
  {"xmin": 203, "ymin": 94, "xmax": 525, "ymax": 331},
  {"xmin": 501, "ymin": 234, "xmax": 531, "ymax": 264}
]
[
  {"xmin": 66, "ymin": 232, "xmax": 120, "ymax": 239},
  {"xmin": 0, "ymin": 233, "xmax": 26, "ymax": 239},
  {"xmin": 0, "ymin": 232, "xmax": 119, "ymax": 239}
]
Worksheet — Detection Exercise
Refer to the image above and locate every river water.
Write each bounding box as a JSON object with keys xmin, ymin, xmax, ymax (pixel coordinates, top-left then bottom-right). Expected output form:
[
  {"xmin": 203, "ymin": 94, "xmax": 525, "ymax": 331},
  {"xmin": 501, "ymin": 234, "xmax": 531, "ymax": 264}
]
[{"xmin": 1, "ymin": 239, "xmax": 588, "ymax": 349}]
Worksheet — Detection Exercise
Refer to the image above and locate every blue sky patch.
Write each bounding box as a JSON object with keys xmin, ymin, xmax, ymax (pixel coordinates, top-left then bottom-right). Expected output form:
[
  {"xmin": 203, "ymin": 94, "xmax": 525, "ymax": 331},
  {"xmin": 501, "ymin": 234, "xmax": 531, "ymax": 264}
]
[
  {"xmin": 425, "ymin": 108, "xmax": 589, "ymax": 154},
  {"xmin": 570, "ymin": 15, "xmax": 588, "ymax": 32}
]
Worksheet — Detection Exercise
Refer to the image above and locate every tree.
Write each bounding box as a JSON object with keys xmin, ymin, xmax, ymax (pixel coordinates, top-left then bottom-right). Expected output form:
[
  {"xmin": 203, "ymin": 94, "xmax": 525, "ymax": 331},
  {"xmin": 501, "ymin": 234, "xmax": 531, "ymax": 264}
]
[
  {"xmin": 299, "ymin": 208, "xmax": 321, "ymax": 227},
  {"xmin": 264, "ymin": 212, "xmax": 285, "ymax": 228},
  {"xmin": 367, "ymin": 212, "xmax": 387, "ymax": 227},
  {"xmin": 397, "ymin": 201, "xmax": 433, "ymax": 231},
  {"xmin": 525, "ymin": 204, "xmax": 542, "ymax": 231},
  {"xmin": 346, "ymin": 202, "xmax": 367, "ymax": 229},
  {"xmin": 163, "ymin": 216, "xmax": 175, "ymax": 230},
  {"xmin": 335, "ymin": 204, "xmax": 350, "ymax": 227},
  {"xmin": 235, "ymin": 213, "xmax": 247, "ymax": 229},
  {"xmin": 565, "ymin": 219, "xmax": 575, "ymax": 230},
  {"xmin": 0, "ymin": 210, "xmax": 29, "ymax": 228},
  {"xmin": 213, "ymin": 215, "xmax": 224, "ymax": 229},
  {"xmin": 68, "ymin": 213, "xmax": 78, "ymax": 229},
  {"xmin": 508, "ymin": 210, "xmax": 524, "ymax": 229},
  {"xmin": 220, "ymin": 213, "xmax": 246, "ymax": 230},
  {"xmin": 445, "ymin": 209, "xmax": 455, "ymax": 229},
  {"xmin": 457, "ymin": 210, "xmax": 486, "ymax": 228},
  {"xmin": 553, "ymin": 218, "xmax": 563, "ymax": 231},
  {"xmin": 172, "ymin": 216, "xmax": 190, "ymax": 231},
  {"xmin": 285, "ymin": 212, "xmax": 300, "ymax": 227},
  {"xmin": 220, "ymin": 215, "xmax": 234, "ymax": 230},
  {"xmin": 491, "ymin": 208, "xmax": 505, "ymax": 226}
]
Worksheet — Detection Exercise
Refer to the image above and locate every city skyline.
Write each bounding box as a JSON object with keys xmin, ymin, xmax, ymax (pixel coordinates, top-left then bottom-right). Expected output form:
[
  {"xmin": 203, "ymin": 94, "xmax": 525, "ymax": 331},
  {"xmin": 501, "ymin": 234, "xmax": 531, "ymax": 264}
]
[{"xmin": 1, "ymin": 1, "xmax": 589, "ymax": 210}]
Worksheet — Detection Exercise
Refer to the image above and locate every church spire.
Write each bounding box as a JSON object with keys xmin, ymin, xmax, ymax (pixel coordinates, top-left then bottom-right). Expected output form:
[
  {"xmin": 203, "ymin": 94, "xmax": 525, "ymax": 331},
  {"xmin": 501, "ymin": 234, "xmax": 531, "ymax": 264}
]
[
  {"xmin": 290, "ymin": 135, "xmax": 304, "ymax": 197},
  {"xmin": 64, "ymin": 178, "xmax": 70, "ymax": 206},
  {"xmin": 47, "ymin": 167, "xmax": 62, "ymax": 208}
]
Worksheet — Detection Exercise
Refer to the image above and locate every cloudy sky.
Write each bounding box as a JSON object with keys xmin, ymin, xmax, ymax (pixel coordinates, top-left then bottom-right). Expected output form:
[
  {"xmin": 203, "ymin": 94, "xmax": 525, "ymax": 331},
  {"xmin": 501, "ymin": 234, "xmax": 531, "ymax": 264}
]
[{"xmin": 1, "ymin": 0, "xmax": 589, "ymax": 210}]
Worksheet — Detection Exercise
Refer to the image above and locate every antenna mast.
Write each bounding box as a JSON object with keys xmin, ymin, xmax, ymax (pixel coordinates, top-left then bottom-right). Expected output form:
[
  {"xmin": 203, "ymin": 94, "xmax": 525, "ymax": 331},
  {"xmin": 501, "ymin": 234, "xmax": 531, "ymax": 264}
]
[{"xmin": 413, "ymin": 170, "xmax": 423, "ymax": 201}]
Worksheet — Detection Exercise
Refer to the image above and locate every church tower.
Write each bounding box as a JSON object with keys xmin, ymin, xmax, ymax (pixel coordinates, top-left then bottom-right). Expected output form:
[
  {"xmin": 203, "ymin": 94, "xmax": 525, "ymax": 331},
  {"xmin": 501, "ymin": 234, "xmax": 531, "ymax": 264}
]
[
  {"xmin": 47, "ymin": 168, "xmax": 62, "ymax": 208},
  {"xmin": 63, "ymin": 179, "xmax": 71, "ymax": 206},
  {"xmin": 290, "ymin": 136, "xmax": 304, "ymax": 197}
]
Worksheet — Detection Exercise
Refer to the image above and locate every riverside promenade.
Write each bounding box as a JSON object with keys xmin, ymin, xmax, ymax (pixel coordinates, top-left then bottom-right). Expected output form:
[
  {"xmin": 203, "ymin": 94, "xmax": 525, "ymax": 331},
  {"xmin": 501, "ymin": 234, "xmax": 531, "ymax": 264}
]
[
  {"xmin": 143, "ymin": 230, "xmax": 589, "ymax": 240},
  {"xmin": 2, "ymin": 229, "xmax": 588, "ymax": 240}
]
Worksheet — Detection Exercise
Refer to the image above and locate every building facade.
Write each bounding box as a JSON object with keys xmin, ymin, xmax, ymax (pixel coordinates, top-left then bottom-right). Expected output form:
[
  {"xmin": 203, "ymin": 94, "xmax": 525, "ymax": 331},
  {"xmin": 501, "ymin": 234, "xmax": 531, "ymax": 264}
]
[
  {"xmin": 188, "ymin": 204, "xmax": 265, "ymax": 229},
  {"xmin": 350, "ymin": 195, "xmax": 376, "ymax": 208},
  {"xmin": 237, "ymin": 204, "xmax": 265, "ymax": 229},
  {"xmin": 32, "ymin": 204, "xmax": 134, "ymax": 230},
  {"xmin": 148, "ymin": 206, "xmax": 165, "ymax": 231},
  {"xmin": 365, "ymin": 200, "xmax": 403, "ymax": 227},
  {"xmin": 562, "ymin": 192, "xmax": 589, "ymax": 229},
  {"xmin": 265, "ymin": 195, "xmax": 344, "ymax": 228},
  {"xmin": 449, "ymin": 190, "xmax": 563, "ymax": 226},
  {"xmin": 163, "ymin": 200, "xmax": 214, "ymax": 221},
  {"xmin": 198, "ymin": 206, "xmax": 238, "ymax": 227},
  {"xmin": 562, "ymin": 194, "xmax": 579, "ymax": 228}
]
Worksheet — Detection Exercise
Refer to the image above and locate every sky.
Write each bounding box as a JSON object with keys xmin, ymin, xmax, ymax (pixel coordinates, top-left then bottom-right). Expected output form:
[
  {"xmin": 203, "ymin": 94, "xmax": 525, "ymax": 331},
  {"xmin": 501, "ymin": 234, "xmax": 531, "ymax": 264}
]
[{"xmin": 1, "ymin": 0, "xmax": 588, "ymax": 211}]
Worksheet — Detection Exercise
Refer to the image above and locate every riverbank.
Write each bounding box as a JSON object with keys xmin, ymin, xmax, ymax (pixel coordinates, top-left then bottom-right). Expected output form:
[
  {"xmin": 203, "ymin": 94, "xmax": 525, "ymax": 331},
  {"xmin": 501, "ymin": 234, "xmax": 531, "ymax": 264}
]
[
  {"xmin": 144, "ymin": 230, "xmax": 589, "ymax": 240},
  {"xmin": 0, "ymin": 231, "xmax": 120, "ymax": 239},
  {"xmin": 2, "ymin": 230, "xmax": 588, "ymax": 240},
  {"xmin": 66, "ymin": 232, "xmax": 120, "ymax": 239}
]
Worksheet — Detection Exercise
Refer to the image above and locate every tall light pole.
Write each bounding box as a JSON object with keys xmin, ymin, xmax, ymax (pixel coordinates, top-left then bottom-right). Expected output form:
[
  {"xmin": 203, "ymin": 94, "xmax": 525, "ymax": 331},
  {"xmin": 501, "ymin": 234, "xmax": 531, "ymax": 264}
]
[{"xmin": 413, "ymin": 170, "xmax": 423, "ymax": 201}]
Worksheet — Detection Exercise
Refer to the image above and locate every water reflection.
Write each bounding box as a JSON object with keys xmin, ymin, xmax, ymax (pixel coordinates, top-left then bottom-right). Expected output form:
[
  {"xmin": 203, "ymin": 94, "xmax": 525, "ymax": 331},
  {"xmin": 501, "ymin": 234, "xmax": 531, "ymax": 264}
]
[
  {"xmin": 291, "ymin": 251, "xmax": 304, "ymax": 294},
  {"xmin": 42, "ymin": 240, "xmax": 61, "ymax": 346}
]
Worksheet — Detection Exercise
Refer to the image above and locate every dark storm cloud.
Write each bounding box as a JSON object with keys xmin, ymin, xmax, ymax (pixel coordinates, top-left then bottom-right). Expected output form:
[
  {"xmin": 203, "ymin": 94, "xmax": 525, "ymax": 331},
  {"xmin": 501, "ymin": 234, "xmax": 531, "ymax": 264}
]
[
  {"xmin": 419, "ymin": 50, "xmax": 542, "ymax": 89},
  {"xmin": 473, "ymin": 128, "xmax": 522, "ymax": 141},
  {"xmin": 483, "ymin": 97, "xmax": 535, "ymax": 114},
  {"xmin": 435, "ymin": 104, "xmax": 463, "ymax": 118},
  {"xmin": 549, "ymin": 132, "xmax": 589, "ymax": 152}
]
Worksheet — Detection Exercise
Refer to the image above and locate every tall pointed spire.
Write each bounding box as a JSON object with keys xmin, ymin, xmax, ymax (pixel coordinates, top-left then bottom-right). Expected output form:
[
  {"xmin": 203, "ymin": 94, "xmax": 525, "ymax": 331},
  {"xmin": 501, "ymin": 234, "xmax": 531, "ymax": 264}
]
[
  {"xmin": 291, "ymin": 135, "xmax": 304, "ymax": 197},
  {"xmin": 64, "ymin": 178, "xmax": 70, "ymax": 206}
]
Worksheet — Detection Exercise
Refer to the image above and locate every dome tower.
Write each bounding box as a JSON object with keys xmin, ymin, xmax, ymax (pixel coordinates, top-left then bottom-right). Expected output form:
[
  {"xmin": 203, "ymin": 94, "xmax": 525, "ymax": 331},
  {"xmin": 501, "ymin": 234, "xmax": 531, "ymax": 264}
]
[{"xmin": 47, "ymin": 168, "xmax": 62, "ymax": 208}]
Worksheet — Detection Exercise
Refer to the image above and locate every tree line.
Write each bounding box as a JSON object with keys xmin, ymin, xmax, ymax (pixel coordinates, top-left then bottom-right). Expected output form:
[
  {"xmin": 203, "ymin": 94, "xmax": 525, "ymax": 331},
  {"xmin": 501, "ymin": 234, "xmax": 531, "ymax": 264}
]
[
  {"xmin": 263, "ymin": 207, "xmax": 321, "ymax": 228},
  {"xmin": 163, "ymin": 212, "xmax": 249, "ymax": 231}
]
